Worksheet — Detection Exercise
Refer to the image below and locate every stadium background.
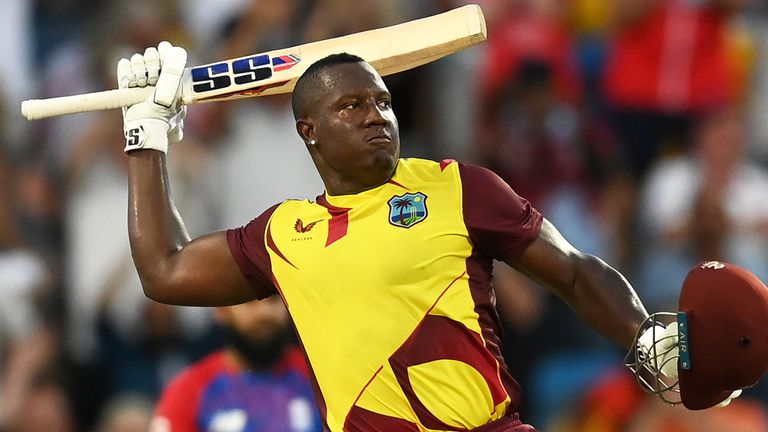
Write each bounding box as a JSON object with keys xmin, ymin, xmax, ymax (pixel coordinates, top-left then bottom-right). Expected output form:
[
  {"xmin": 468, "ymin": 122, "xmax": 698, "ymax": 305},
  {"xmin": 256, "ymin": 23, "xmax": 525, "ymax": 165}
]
[{"xmin": 2, "ymin": 0, "xmax": 768, "ymax": 430}]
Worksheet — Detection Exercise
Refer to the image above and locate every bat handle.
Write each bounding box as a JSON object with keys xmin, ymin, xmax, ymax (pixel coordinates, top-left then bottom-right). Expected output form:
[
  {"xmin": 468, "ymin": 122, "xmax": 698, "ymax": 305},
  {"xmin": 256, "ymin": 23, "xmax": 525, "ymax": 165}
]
[{"xmin": 21, "ymin": 86, "xmax": 154, "ymax": 120}]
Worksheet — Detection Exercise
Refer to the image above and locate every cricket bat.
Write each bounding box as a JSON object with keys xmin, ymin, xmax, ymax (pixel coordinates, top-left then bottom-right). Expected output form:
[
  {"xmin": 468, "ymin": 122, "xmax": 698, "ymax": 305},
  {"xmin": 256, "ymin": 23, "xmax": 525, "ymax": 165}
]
[{"xmin": 21, "ymin": 4, "xmax": 486, "ymax": 121}]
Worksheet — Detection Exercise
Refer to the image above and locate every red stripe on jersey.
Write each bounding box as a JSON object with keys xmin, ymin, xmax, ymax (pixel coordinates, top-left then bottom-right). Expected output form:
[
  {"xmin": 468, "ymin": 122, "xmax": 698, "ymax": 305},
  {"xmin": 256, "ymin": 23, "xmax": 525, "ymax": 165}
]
[
  {"xmin": 350, "ymin": 365, "xmax": 384, "ymax": 409},
  {"xmin": 326, "ymin": 207, "xmax": 350, "ymax": 247},
  {"xmin": 317, "ymin": 195, "xmax": 351, "ymax": 247},
  {"xmin": 440, "ymin": 159, "xmax": 456, "ymax": 171},
  {"xmin": 387, "ymin": 179, "xmax": 408, "ymax": 189}
]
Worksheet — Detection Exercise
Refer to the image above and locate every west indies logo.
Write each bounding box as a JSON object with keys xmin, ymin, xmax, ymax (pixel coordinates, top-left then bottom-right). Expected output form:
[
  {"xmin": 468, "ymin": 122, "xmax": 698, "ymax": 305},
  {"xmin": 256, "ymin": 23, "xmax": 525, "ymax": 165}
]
[{"xmin": 388, "ymin": 192, "xmax": 428, "ymax": 228}]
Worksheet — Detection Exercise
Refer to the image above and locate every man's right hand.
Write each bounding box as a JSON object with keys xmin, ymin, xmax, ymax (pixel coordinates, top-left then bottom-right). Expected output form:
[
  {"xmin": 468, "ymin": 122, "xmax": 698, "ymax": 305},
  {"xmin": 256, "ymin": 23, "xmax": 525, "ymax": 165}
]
[
  {"xmin": 118, "ymin": 41, "xmax": 188, "ymax": 154},
  {"xmin": 637, "ymin": 323, "xmax": 680, "ymax": 380},
  {"xmin": 633, "ymin": 321, "xmax": 743, "ymax": 407}
]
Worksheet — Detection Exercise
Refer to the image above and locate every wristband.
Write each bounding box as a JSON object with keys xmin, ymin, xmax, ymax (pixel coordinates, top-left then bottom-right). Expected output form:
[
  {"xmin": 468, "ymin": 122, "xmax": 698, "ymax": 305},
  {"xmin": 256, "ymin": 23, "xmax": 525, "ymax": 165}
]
[{"xmin": 124, "ymin": 119, "xmax": 170, "ymax": 153}]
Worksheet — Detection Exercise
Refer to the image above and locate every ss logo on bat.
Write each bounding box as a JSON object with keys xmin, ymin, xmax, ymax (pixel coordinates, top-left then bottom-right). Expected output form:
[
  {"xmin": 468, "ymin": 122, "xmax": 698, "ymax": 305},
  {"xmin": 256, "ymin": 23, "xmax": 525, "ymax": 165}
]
[{"xmin": 191, "ymin": 54, "xmax": 300, "ymax": 93}]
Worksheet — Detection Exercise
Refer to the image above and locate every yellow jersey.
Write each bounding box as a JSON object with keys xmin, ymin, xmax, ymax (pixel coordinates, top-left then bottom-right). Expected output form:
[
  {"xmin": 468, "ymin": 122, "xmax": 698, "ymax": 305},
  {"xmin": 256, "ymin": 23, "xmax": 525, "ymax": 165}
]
[{"xmin": 227, "ymin": 158, "xmax": 542, "ymax": 431}]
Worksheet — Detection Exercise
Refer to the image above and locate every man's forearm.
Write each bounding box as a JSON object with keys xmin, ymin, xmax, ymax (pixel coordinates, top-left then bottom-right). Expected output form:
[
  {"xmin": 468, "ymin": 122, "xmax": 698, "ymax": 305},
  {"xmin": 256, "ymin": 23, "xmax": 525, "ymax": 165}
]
[
  {"xmin": 127, "ymin": 151, "xmax": 191, "ymax": 290},
  {"xmin": 568, "ymin": 254, "xmax": 648, "ymax": 349}
]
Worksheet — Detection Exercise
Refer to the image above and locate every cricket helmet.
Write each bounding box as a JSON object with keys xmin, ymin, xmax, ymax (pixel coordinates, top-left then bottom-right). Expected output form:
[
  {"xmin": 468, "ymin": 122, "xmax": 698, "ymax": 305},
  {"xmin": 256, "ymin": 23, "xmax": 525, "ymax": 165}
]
[{"xmin": 626, "ymin": 261, "xmax": 768, "ymax": 409}]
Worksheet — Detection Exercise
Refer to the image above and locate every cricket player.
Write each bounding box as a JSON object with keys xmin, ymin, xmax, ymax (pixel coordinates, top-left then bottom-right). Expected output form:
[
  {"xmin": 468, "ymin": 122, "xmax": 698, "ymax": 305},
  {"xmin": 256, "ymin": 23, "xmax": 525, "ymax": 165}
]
[{"xmin": 117, "ymin": 42, "xmax": 728, "ymax": 431}]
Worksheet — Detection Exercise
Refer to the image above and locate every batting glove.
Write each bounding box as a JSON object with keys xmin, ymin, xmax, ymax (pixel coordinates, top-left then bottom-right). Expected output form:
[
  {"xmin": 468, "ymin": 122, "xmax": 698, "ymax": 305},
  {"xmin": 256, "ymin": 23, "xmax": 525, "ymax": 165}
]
[
  {"xmin": 715, "ymin": 390, "xmax": 743, "ymax": 408},
  {"xmin": 118, "ymin": 41, "xmax": 187, "ymax": 154},
  {"xmin": 637, "ymin": 322, "xmax": 680, "ymax": 381}
]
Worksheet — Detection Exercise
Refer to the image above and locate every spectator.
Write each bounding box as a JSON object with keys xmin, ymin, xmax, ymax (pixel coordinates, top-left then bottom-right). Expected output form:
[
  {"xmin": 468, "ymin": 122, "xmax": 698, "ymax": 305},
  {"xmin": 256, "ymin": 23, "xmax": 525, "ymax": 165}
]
[
  {"xmin": 150, "ymin": 298, "xmax": 323, "ymax": 432},
  {"xmin": 0, "ymin": 147, "xmax": 72, "ymax": 432},
  {"xmin": 637, "ymin": 105, "xmax": 768, "ymax": 311},
  {"xmin": 599, "ymin": 0, "xmax": 750, "ymax": 271}
]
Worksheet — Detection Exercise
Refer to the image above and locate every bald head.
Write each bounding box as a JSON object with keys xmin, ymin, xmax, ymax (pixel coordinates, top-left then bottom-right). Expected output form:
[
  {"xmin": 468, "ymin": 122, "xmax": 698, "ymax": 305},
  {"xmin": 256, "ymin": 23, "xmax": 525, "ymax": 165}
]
[{"xmin": 291, "ymin": 53, "xmax": 367, "ymax": 119}]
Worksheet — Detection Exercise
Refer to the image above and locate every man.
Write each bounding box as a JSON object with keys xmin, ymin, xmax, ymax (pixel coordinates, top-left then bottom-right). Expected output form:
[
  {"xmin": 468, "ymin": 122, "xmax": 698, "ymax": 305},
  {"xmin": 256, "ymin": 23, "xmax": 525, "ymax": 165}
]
[
  {"xmin": 117, "ymin": 41, "xmax": 668, "ymax": 431},
  {"xmin": 150, "ymin": 298, "xmax": 323, "ymax": 432}
]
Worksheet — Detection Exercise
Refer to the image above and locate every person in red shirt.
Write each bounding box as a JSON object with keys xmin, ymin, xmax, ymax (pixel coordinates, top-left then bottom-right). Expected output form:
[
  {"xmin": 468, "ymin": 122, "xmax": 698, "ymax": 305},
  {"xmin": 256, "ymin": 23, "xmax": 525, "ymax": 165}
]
[
  {"xmin": 599, "ymin": 0, "xmax": 746, "ymax": 269},
  {"xmin": 150, "ymin": 297, "xmax": 323, "ymax": 432}
]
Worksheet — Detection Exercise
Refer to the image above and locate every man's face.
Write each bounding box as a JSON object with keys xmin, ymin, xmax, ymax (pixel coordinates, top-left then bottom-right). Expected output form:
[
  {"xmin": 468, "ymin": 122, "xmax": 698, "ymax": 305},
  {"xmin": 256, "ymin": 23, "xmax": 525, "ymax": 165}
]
[{"xmin": 308, "ymin": 62, "xmax": 400, "ymax": 191}]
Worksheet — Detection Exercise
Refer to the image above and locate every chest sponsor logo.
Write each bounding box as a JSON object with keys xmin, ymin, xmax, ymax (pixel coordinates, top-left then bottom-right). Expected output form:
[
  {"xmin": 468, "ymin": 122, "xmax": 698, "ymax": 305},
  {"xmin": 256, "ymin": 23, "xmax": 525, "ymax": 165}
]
[
  {"xmin": 294, "ymin": 218, "xmax": 321, "ymax": 233},
  {"xmin": 388, "ymin": 192, "xmax": 428, "ymax": 228},
  {"xmin": 292, "ymin": 218, "xmax": 322, "ymax": 242}
]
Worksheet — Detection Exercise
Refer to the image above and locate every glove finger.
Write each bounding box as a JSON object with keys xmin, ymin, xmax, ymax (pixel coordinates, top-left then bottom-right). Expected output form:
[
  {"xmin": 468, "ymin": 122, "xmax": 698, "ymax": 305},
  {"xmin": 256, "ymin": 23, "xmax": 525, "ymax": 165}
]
[
  {"xmin": 157, "ymin": 41, "xmax": 173, "ymax": 63},
  {"xmin": 131, "ymin": 53, "xmax": 148, "ymax": 87},
  {"xmin": 177, "ymin": 105, "xmax": 187, "ymax": 121},
  {"xmin": 144, "ymin": 47, "xmax": 160, "ymax": 85},
  {"xmin": 716, "ymin": 398, "xmax": 733, "ymax": 408},
  {"xmin": 116, "ymin": 58, "xmax": 133, "ymax": 89},
  {"xmin": 658, "ymin": 322, "xmax": 679, "ymax": 351},
  {"xmin": 168, "ymin": 119, "xmax": 184, "ymax": 143},
  {"xmin": 154, "ymin": 46, "xmax": 187, "ymax": 108},
  {"xmin": 714, "ymin": 390, "xmax": 743, "ymax": 408}
]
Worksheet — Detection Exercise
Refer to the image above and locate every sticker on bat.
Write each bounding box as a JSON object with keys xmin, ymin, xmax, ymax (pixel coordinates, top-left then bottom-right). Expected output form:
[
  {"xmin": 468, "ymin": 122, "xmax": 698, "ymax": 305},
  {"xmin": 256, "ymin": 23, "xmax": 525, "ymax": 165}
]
[{"xmin": 191, "ymin": 54, "xmax": 301, "ymax": 93}]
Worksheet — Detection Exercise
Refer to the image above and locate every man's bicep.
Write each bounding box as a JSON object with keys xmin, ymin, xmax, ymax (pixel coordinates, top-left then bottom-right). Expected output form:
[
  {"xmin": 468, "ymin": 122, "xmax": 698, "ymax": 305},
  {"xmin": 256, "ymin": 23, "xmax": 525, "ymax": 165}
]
[{"xmin": 158, "ymin": 231, "xmax": 261, "ymax": 306}]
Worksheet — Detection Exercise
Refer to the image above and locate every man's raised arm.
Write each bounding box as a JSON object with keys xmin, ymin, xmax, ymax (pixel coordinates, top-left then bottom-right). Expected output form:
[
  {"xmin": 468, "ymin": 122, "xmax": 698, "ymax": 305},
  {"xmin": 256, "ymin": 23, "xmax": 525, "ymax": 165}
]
[{"xmin": 120, "ymin": 42, "xmax": 255, "ymax": 306}]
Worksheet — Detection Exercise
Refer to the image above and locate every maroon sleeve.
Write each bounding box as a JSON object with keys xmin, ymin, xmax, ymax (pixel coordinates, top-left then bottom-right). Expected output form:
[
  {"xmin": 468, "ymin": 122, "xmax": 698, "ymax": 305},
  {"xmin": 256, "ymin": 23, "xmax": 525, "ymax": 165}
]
[
  {"xmin": 459, "ymin": 163, "xmax": 543, "ymax": 262},
  {"xmin": 225, "ymin": 204, "xmax": 279, "ymax": 299}
]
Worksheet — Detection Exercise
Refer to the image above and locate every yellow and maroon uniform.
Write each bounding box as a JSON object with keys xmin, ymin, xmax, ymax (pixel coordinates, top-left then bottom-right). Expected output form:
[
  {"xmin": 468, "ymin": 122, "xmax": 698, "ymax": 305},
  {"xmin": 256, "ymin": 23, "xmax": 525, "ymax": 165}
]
[{"xmin": 227, "ymin": 158, "xmax": 542, "ymax": 432}]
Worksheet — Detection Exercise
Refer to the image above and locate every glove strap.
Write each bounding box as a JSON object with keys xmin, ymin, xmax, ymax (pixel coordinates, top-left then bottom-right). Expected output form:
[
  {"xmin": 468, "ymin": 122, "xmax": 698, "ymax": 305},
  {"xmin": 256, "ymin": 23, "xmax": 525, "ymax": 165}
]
[{"xmin": 124, "ymin": 119, "xmax": 169, "ymax": 153}]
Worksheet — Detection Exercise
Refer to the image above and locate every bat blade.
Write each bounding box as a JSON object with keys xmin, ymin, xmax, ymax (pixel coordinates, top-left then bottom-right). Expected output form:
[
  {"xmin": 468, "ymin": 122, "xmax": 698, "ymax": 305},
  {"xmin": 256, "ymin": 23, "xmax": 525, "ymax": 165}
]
[{"xmin": 21, "ymin": 4, "xmax": 486, "ymax": 121}]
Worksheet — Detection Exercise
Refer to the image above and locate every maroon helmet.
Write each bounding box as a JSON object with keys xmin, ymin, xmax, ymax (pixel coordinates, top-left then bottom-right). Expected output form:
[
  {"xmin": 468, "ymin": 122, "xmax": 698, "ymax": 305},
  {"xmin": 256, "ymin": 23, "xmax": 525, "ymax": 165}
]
[{"xmin": 626, "ymin": 261, "xmax": 768, "ymax": 409}]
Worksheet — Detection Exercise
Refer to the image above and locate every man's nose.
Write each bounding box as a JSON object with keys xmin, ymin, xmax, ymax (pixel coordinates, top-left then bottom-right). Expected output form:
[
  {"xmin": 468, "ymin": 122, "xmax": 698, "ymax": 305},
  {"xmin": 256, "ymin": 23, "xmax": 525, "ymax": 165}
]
[{"xmin": 364, "ymin": 101, "xmax": 389, "ymax": 126}]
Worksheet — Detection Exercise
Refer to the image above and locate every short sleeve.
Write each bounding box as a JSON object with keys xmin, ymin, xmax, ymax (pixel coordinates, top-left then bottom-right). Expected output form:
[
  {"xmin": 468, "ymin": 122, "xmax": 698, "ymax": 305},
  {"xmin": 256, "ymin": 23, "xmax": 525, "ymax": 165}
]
[
  {"xmin": 226, "ymin": 204, "xmax": 280, "ymax": 299},
  {"xmin": 459, "ymin": 163, "xmax": 543, "ymax": 261}
]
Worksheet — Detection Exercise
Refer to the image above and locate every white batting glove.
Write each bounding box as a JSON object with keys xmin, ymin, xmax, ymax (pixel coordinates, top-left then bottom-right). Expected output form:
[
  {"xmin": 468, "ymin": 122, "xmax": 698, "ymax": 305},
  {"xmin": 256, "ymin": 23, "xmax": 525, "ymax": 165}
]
[
  {"xmin": 638, "ymin": 322, "xmax": 680, "ymax": 380},
  {"xmin": 635, "ymin": 322, "xmax": 744, "ymax": 408},
  {"xmin": 117, "ymin": 41, "xmax": 187, "ymax": 153},
  {"xmin": 715, "ymin": 390, "xmax": 743, "ymax": 408}
]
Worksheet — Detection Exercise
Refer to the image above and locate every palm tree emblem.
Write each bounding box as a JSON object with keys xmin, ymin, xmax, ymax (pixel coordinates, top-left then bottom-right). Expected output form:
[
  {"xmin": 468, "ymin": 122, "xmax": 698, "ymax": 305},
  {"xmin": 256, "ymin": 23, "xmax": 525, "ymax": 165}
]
[
  {"xmin": 388, "ymin": 193, "xmax": 427, "ymax": 228},
  {"xmin": 393, "ymin": 197, "xmax": 413, "ymax": 225}
]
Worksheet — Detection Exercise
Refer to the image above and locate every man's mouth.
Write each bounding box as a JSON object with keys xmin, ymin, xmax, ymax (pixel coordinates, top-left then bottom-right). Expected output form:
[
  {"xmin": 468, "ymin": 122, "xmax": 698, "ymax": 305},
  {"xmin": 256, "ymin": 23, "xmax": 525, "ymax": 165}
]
[{"xmin": 366, "ymin": 133, "xmax": 391, "ymax": 143}]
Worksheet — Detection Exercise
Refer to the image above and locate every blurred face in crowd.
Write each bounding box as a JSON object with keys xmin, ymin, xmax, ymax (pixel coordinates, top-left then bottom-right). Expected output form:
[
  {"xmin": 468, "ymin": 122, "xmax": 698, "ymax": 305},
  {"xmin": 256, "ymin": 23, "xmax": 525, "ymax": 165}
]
[
  {"xmin": 216, "ymin": 296, "xmax": 290, "ymax": 342},
  {"xmin": 215, "ymin": 297, "xmax": 293, "ymax": 369},
  {"xmin": 696, "ymin": 106, "xmax": 745, "ymax": 179}
]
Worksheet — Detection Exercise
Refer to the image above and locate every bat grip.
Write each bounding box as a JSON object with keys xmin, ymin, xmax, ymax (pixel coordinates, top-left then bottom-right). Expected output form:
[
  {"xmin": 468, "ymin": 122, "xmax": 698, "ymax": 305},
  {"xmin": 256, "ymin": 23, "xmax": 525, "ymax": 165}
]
[{"xmin": 21, "ymin": 87, "xmax": 154, "ymax": 120}]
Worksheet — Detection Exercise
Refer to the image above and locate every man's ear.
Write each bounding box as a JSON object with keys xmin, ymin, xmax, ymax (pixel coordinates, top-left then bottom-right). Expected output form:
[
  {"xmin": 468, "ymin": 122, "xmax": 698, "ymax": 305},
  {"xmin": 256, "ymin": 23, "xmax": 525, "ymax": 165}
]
[{"xmin": 296, "ymin": 118, "xmax": 316, "ymax": 146}]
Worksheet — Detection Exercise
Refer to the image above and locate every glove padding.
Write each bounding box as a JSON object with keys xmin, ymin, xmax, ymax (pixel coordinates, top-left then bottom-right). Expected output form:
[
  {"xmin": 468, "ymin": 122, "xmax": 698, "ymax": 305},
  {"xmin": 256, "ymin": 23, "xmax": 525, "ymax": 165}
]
[
  {"xmin": 118, "ymin": 41, "xmax": 187, "ymax": 153},
  {"xmin": 637, "ymin": 323, "xmax": 680, "ymax": 380}
]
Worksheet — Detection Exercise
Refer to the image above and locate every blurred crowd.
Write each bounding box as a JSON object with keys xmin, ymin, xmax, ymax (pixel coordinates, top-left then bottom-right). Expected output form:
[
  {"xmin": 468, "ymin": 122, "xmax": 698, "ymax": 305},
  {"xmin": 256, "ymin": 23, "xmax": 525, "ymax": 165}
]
[{"xmin": 2, "ymin": 0, "xmax": 768, "ymax": 431}]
